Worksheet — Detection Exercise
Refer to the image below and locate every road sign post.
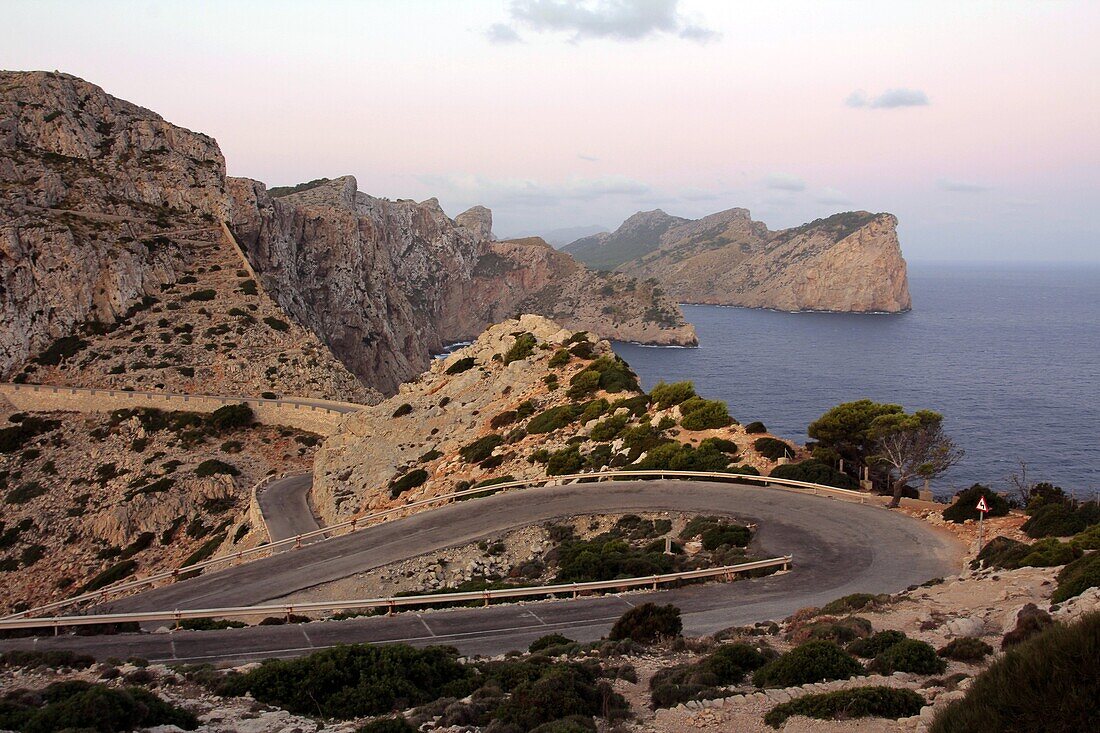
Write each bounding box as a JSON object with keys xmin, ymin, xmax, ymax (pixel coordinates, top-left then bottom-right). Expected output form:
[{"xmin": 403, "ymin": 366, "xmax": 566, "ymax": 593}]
[{"xmin": 975, "ymin": 496, "xmax": 990, "ymax": 552}]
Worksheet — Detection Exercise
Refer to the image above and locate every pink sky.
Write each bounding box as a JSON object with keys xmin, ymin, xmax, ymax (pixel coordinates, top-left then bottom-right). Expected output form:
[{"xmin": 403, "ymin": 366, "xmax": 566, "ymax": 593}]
[{"xmin": 3, "ymin": 0, "xmax": 1098, "ymax": 259}]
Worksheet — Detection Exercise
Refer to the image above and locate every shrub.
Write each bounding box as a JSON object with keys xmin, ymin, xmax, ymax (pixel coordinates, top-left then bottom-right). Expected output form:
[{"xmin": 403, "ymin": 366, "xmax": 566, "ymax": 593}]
[
  {"xmin": 609, "ymin": 603, "xmax": 682, "ymax": 643},
  {"xmin": 1001, "ymin": 604, "xmax": 1053, "ymax": 648},
  {"xmin": 632, "ymin": 441, "xmax": 732, "ymax": 472},
  {"xmin": 770, "ymin": 459, "xmax": 859, "ymax": 490},
  {"xmin": 971, "ymin": 535, "xmax": 1030, "ymax": 570},
  {"xmin": 390, "ymin": 469, "xmax": 429, "ymax": 498},
  {"xmin": 392, "ymin": 403, "xmax": 413, "ymax": 418},
  {"xmin": 942, "ymin": 485, "xmax": 1010, "ymax": 523},
  {"xmin": 680, "ymin": 398, "xmax": 733, "ymax": 431},
  {"xmin": 493, "ymin": 665, "xmax": 626, "ymax": 731},
  {"xmin": 704, "ymin": 643, "xmax": 768, "ymax": 682},
  {"xmin": 1017, "ymin": 537, "xmax": 1081, "ymax": 567},
  {"xmin": 180, "ymin": 618, "xmax": 248, "ymax": 631},
  {"xmin": 460, "ymin": 434, "xmax": 504, "ymax": 463},
  {"xmin": 0, "ymin": 682, "xmax": 198, "ymax": 732},
  {"xmin": 357, "ymin": 718, "xmax": 415, "ymax": 733},
  {"xmin": 700, "ymin": 523, "xmax": 750, "ymax": 550},
  {"xmin": 753, "ymin": 437, "xmax": 794, "ymax": 461},
  {"xmin": 848, "ymin": 629, "xmax": 907, "ymax": 658},
  {"xmin": 263, "ymin": 316, "xmax": 290, "ymax": 331},
  {"xmin": 503, "ymin": 332, "xmax": 537, "ymax": 364},
  {"xmin": 0, "ymin": 650, "xmax": 95, "ymax": 669},
  {"xmin": 650, "ymin": 381, "xmax": 696, "ymax": 408},
  {"xmin": 1070, "ymin": 523, "xmax": 1100, "ymax": 550},
  {"xmin": 0, "ymin": 417, "xmax": 60, "ymax": 454},
  {"xmin": 34, "ymin": 335, "xmax": 87, "ymax": 365},
  {"xmin": 490, "ymin": 410, "xmax": 518, "ymax": 429},
  {"xmin": 546, "ymin": 446, "xmax": 584, "ymax": 476},
  {"xmin": 752, "ymin": 641, "xmax": 863, "ymax": 688},
  {"xmin": 79, "ymin": 560, "xmax": 138, "ymax": 593},
  {"xmin": 1022, "ymin": 501, "xmax": 1098, "ymax": 538},
  {"xmin": 820, "ymin": 593, "xmax": 890, "ymax": 616},
  {"xmin": 446, "ymin": 357, "xmax": 475, "ymax": 375},
  {"xmin": 929, "ymin": 612, "xmax": 1100, "ymax": 733},
  {"xmin": 548, "ymin": 349, "xmax": 570, "ymax": 367},
  {"xmin": 744, "ymin": 421, "xmax": 767, "ymax": 434},
  {"xmin": 219, "ymin": 643, "xmax": 473, "ymax": 719},
  {"xmin": 567, "ymin": 369, "xmax": 601, "ymax": 400},
  {"xmin": 528, "ymin": 405, "xmax": 579, "ymax": 434},
  {"xmin": 938, "ymin": 637, "xmax": 993, "ymax": 662},
  {"xmin": 6, "ymin": 481, "xmax": 47, "ymax": 504},
  {"xmin": 790, "ymin": 616, "xmax": 873, "ymax": 645},
  {"xmin": 1052, "ymin": 552, "xmax": 1100, "ymax": 602},
  {"xmin": 870, "ymin": 638, "xmax": 946, "ymax": 674},
  {"xmin": 765, "ymin": 686, "xmax": 924, "ymax": 728},
  {"xmin": 590, "ymin": 414, "xmax": 628, "ymax": 441},
  {"xmin": 195, "ymin": 459, "xmax": 239, "ymax": 477},
  {"xmin": 208, "ymin": 403, "xmax": 254, "ymax": 432},
  {"xmin": 698, "ymin": 436, "xmax": 738, "ymax": 454},
  {"xmin": 529, "ymin": 634, "xmax": 574, "ymax": 653}
]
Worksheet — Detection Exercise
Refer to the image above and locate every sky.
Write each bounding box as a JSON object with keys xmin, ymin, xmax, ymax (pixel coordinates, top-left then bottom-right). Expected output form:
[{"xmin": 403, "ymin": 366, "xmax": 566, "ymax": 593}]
[{"xmin": 3, "ymin": 0, "xmax": 1099, "ymax": 261}]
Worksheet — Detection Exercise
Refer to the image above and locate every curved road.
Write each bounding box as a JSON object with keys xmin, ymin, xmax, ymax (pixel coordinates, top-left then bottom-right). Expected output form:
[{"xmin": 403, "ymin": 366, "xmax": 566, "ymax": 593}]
[
  {"xmin": 0, "ymin": 481, "xmax": 963, "ymax": 664},
  {"xmin": 257, "ymin": 473, "xmax": 323, "ymax": 547}
]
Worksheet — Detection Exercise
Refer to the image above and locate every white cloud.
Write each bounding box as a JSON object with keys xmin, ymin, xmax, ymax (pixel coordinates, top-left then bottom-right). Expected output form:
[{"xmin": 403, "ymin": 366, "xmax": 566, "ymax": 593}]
[
  {"xmin": 764, "ymin": 174, "xmax": 806, "ymax": 192},
  {"xmin": 937, "ymin": 178, "xmax": 992, "ymax": 193},
  {"xmin": 815, "ymin": 187, "xmax": 852, "ymax": 205},
  {"xmin": 496, "ymin": 0, "xmax": 720, "ymax": 44},
  {"xmin": 577, "ymin": 153, "xmax": 599, "ymax": 162},
  {"xmin": 846, "ymin": 88, "xmax": 930, "ymax": 109},
  {"xmin": 485, "ymin": 22, "xmax": 523, "ymax": 44},
  {"xmin": 419, "ymin": 173, "xmax": 651, "ymax": 207}
]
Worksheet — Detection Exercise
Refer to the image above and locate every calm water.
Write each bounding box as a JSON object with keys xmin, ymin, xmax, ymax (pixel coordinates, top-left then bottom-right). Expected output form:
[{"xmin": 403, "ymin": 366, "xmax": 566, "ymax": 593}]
[{"xmin": 613, "ymin": 262, "xmax": 1100, "ymax": 498}]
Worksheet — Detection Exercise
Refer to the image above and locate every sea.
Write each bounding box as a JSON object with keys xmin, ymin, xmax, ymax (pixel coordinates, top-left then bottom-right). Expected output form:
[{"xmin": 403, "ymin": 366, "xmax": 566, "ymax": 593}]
[{"xmin": 612, "ymin": 262, "xmax": 1100, "ymax": 500}]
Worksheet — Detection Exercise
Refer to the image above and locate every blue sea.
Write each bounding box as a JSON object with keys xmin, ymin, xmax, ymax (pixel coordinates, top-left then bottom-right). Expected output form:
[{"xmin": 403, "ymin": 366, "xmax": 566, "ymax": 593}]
[{"xmin": 613, "ymin": 262, "xmax": 1100, "ymax": 499}]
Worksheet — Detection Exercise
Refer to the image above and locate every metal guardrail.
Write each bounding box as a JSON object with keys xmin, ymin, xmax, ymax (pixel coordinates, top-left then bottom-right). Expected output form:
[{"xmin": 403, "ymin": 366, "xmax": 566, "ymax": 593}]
[
  {"xmin": 0, "ymin": 556, "xmax": 791, "ymax": 631},
  {"xmin": 3, "ymin": 469, "xmax": 878, "ymax": 622}
]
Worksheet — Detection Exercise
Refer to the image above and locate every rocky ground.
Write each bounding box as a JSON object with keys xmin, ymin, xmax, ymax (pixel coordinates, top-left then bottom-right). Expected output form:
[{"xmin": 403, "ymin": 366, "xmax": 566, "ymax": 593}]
[{"xmin": 0, "ymin": 406, "xmax": 318, "ymax": 613}]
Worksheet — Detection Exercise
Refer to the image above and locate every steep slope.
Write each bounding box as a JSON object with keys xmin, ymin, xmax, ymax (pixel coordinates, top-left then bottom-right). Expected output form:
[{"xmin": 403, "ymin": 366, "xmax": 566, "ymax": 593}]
[
  {"xmin": 567, "ymin": 207, "xmax": 912, "ymax": 313},
  {"xmin": 563, "ymin": 209, "xmax": 688, "ymax": 270},
  {"xmin": 229, "ymin": 177, "xmax": 696, "ymax": 394}
]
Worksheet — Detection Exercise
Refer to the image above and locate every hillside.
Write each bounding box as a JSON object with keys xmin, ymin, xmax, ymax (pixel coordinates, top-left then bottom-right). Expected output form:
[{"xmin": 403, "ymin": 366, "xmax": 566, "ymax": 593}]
[{"xmin": 565, "ymin": 207, "xmax": 912, "ymax": 313}]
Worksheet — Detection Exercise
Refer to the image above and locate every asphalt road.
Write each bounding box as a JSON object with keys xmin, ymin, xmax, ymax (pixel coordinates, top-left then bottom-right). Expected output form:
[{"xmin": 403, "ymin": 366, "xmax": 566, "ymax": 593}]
[
  {"xmin": 256, "ymin": 473, "xmax": 323, "ymax": 547},
  {"xmin": 0, "ymin": 480, "xmax": 963, "ymax": 664}
]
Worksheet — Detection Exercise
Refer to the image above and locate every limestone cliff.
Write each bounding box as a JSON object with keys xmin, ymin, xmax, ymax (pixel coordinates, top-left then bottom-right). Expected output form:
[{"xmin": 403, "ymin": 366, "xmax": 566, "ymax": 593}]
[
  {"xmin": 229, "ymin": 177, "xmax": 696, "ymax": 394},
  {"xmin": 567, "ymin": 208, "xmax": 912, "ymax": 313}
]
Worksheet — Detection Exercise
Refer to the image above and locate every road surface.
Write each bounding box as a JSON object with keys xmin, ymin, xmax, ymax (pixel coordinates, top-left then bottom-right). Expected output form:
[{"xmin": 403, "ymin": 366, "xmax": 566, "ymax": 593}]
[
  {"xmin": 0, "ymin": 480, "xmax": 963, "ymax": 663},
  {"xmin": 256, "ymin": 473, "xmax": 323, "ymax": 547}
]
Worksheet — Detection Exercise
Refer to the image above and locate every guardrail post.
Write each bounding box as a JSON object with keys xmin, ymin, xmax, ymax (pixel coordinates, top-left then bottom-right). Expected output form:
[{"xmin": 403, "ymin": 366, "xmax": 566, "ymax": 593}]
[
  {"xmin": 174, "ymin": 611, "xmax": 181, "ymax": 630},
  {"xmin": 295, "ymin": 535, "xmax": 302, "ymax": 549},
  {"xmin": 387, "ymin": 601, "xmax": 395, "ymax": 616},
  {"xmin": 483, "ymin": 593, "xmax": 490, "ymax": 607}
]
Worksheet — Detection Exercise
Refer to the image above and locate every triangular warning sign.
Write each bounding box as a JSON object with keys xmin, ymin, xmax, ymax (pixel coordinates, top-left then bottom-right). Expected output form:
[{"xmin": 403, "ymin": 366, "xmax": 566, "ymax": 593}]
[{"xmin": 976, "ymin": 496, "xmax": 990, "ymax": 513}]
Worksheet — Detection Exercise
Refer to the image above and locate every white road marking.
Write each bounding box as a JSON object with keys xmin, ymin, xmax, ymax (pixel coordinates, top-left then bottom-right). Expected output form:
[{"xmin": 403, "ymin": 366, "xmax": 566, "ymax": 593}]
[
  {"xmin": 300, "ymin": 625, "xmax": 315, "ymax": 648},
  {"xmin": 416, "ymin": 615, "xmax": 436, "ymax": 637},
  {"xmin": 527, "ymin": 609, "xmax": 547, "ymax": 625}
]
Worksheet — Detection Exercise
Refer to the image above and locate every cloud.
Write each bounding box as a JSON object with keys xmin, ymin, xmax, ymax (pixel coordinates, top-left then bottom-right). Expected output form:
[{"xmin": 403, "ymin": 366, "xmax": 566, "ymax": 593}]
[
  {"xmin": 496, "ymin": 0, "xmax": 720, "ymax": 44},
  {"xmin": 420, "ymin": 173, "xmax": 650, "ymax": 207},
  {"xmin": 577, "ymin": 153, "xmax": 599, "ymax": 162},
  {"xmin": 680, "ymin": 188, "xmax": 721, "ymax": 202},
  {"xmin": 763, "ymin": 174, "xmax": 806, "ymax": 192},
  {"xmin": 815, "ymin": 187, "xmax": 852, "ymax": 205},
  {"xmin": 846, "ymin": 88, "xmax": 929, "ymax": 109},
  {"xmin": 485, "ymin": 22, "xmax": 523, "ymax": 44},
  {"xmin": 937, "ymin": 178, "xmax": 992, "ymax": 193}
]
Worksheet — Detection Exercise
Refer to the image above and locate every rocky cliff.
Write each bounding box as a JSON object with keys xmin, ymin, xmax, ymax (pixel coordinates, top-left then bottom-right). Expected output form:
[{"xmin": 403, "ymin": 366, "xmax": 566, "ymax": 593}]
[
  {"xmin": 566, "ymin": 208, "xmax": 912, "ymax": 313},
  {"xmin": 229, "ymin": 177, "xmax": 696, "ymax": 394}
]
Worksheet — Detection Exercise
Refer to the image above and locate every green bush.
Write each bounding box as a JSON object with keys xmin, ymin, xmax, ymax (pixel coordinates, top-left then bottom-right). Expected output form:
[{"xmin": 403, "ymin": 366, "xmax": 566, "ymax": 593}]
[
  {"xmin": 490, "ymin": 410, "xmax": 518, "ymax": 429},
  {"xmin": 79, "ymin": 559, "xmax": 138, "ymax": 593},
  {"xmin": 700, "ymin": 523, "xmax": 751, "ymax": 550},
  {"xmin": 34, "ymin": 335, "xmax": 87, "ymax": 365},
  {"xmin": 184, "ymin": 288, "xmax": 217, "ymax": 302},
  {"xmin": 753, "ymin": 437, "xmax": 794, "ymax": 460},
  {"xmin": 744, "ymin": 421, "xmax": 767, "ymax": 434},
  {"xmin": 460, "ymin": 434, "xmax": 504, "ymax": 463},
  {"xmin": 504, "ymin": 332, "xmax": 537, "ymax": 364},
  {"xmin": 546, "ymin": 446, "xmax": 584, "ymax": 476},
  {"xmin": 942, "ymin": 485, "xmax": 1010, "ymax": 523},
  {"xmin": 529, "ymin": 634, "xmax": 574, "ymax": 653},
  {"xmin": 445, "ymin": 357, "xmax": 475, "ymax": 375},
  {"xmin": 0, "ymin": 682, "xmax": 198, "ymax": 732},
  {"xmin": 704, "ymin": 643, "xmax": 768, "ymax": 682},
  {"xmin": 848, "ymin": 630, "xmax": 907, "ymax": 658},
  {"xmin": 1018, "ymin": 537, "xmax": 1081, "ymax": 567},
  {"xmin": 765, "ymin": 686, "xmax": 924, "ymax": 728},
  {"xmin": 590, "ymin": 414, "xmax": 628, "ymax": 441},
  {"xmin": 870, "ymin": 638, "xmax": 946, "ymax": 674},
  {"xmin": 929, "ymin": 612, "xmax": 1099, "ymax": 733},
  {"xmin": 6, "ymin": 481, "xmax": 47, "ymax": 504},
  {"xmin": 0, "ymin": 650, "xmax": 95, "ymax": 669},
  {"xmin": 1052, "ymin": 552, "xmax": 1100, "ymax": 602},
  {"xmin": 648, "ymin": 647, "xmax": 763, "ymax": 710},
  {"xmin": 609, "ymin": 603, "xmax": 682, "ymax": 643},
  {"xmin": 527, "ymin": 405, "xmax": 579, "ymax": 434},
  {"xmin": 195, "ymin": 459, "xmax": 239, "ymax": 477},
  {"xmin": 493, "ymin": 665, "xmax": 626, "ymax": 731},
  {"xmin": 820, "ymin": 593, "xmax": 890, "ymax": 616},
  {"xmin": 180, "ymin": 618, "xmax": 248, "ymax": 631},
  {"xmin": 1070, "ymin": 524, "xmax": 1100, "ymax": 550},
  {"xmin": 390, "ymin": 469, "xmax": 429, "ymax": 498},
  {"xmin": 548, "ymin": 349, "xmax": 571, "ymax": 367},
  {"xmin": 357, "ymin": 717, "xmax": 415, "ymax": 733},
  {"xmin": 0, "ymin": 417, "xmax": 60, "ymax": 454},
  {"xmin": 680, "ymin": 398, "xmax": 733, "ymax": 431},
  {"xmin": 752, "ymin": 641, "xmax": 863, "ymax": 688},
  {"xmin": 791, "ymin": 616, "xmax": 873, "ymax": 645},
  {"xmin": 938, "ymin": 637, "xmax": 993, "ymax": 662},
  {"xmin": 650, "ymin": 381, "xmax": 696, "ymax": 408},
  {"xmin": 770, "ymin": 459, "xmax": 859, "ymax": 490},
  {"xmin": 1022, "ymin": 501, "xmax": 1099, "ymax": 538},
  {"xmin": 263, "ymin": 316, "xmax": 290, "ymax": 331},
  {"xmin": 632, "ymin": 441, "xmax": 732, "ymax": 472},
  {"xmin": 971, "ymin": 535, "xmax": 1031, "ymax": 570},
  {"xmin": 208, "ymin": 403, "xmax": 254, "ymax": 432}
]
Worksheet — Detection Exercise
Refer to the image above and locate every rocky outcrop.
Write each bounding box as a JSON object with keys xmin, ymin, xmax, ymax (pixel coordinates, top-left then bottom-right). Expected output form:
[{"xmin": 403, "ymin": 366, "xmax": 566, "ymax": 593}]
[
  {"xmin": 567, "ymin": 208, "xmax": 912, "ymax": 313},
  {"xmin": 229, "ymin": 177, "xmax": 696, "ymax": 394}
]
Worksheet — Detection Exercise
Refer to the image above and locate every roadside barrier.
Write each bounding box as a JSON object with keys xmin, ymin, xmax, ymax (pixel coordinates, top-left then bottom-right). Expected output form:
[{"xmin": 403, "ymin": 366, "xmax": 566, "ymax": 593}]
[
  {"xmin": 0, "ymin": 556, "xmax": 791, "ymax": 631},
  {"xmin": 2, "ymin": 469, "xmax": 890, "ymax": 622}
]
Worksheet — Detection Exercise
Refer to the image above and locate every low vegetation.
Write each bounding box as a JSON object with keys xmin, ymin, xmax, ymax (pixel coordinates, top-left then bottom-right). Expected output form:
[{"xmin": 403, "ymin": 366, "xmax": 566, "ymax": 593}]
[
  {"xmin": 609, "ymin": 603, "xmax": 682, "ymax": 643},
  {"xmin": 942, "ymin": 484, "xmax": 1010, "ymax": 522},
  {"xmin": 0, "ymin": 681, "xmax": 197, "ymax": 732},
  {"xmin": 752, "ymin": 641, "xmax": 864, "ymax": 688},
  {"xmin": 765, "ymin": 686, "xmax": 924, "ymax": 728}
]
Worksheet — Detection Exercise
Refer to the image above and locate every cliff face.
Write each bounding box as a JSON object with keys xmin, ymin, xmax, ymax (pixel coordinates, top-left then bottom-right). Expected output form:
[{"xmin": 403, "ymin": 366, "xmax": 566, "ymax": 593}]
[
  {"xmin": 568, "ymin": 208, "xmax": 912, "ymax": 313},
  {"xmin": 229, "ymin": 177, "xmax": 696, "ymax": 393}
]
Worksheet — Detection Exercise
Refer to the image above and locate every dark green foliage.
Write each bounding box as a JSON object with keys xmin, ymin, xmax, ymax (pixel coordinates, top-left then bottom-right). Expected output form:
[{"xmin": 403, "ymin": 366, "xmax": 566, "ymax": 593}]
[
  {"xmin": 609, "ymin": 603, "xmax": 682, "ymax": 643},
  {"xmin": 848, "ymin": 630, "xmax": 907, "ymax": 658},
  {"xmin": 938, "ymin": 637, "xmax": 993, "ymax": 662},
  {"xmin": 650, "ymin": 381, "xmax": 696, "ymax": 408},
  {"xmin": 971, "ymin": 535, "xmax": 1030, "ymax": 569},
  {"xmin": 752, "ymin": 641, "xmax": 863, "ymax": 687},
  {"xmin": 183, "ymin": 288, "xmax": 217, "ymax": 302},
  {"xmin": 930, "ymin": 612, "xmax": 1100, "ymax": 733},
  {"xmin": 494, "ymin": 665, "xmax": 626, "ymax": 731},
  {"xmin": 820, "ymin": 592, "xmax": 890, "ymax": 616},
  {"xmin": 0, "ymin": 682, "xmax": 198, "ymax": 732},
  {"xmin": 446, "ymin": 357, "xmax": 476, "ymax": 375},
  {"xmin": 870, "ymin": 639, "xmax": 946, "ymax": 674},
  {"xmin": 79, "ymin": 560, "xmax": 138, "ymax": 592},
  {"xmin": 1070, "ymin": 523, "xmax": 1100, "ymax": 550},
  {"xmin": 392, "ymin": 403, "xmax": 413, "ymax": 418},
  {"xmin": 527, "ymin": 405, "xmax": 580, "ymax": 434},
  {"xmin": 194, "ymin": 459, "xmax": 239, "ymax": 477},
  {"xmin": 556, "ymin": 532, "xmax": 674, "ymax": 582},
  {"xmin": 460, "ymin": 434, "xmax": 504, "ymax": 463},
  {"xmin": 942, "ymin": 485, "xmax": 1010, "ymax": 523},
  {"xmin": 0, "ymin": 650, "xmax": 95, "ymax": 669},
  {"xmin": 504, "ymin": 332, "xmax": 537, "ymax": 364},
  {"xmin": 744, "ymin": 421, "xmax": 767, "ymax": 434},
  {"xmin": 239, "ymin": 279, "xmax": 259, "ymax": 296},
  {"xmin": 6, "ymin": 481, "xmax": 46, "ymax": 504},
  {"xmin": 263, "ymin": 316, "xmax": 290, "ymax": 331},
  {"xmin": 1022, "ymin": 501, "xmax": 1099, "ymax": 538},
  {"xmin": 568, "ymin": 356, "xmax": 639, "ymax": 399},
  {"xmin": 650, "ymin": 642, "xmax": 771, "ymax": 705},
  {"xmin": 590, "ymin": 414, "xmax": 629, "ymax": 441},
  {"xmin": 679, "ymin": 398, "xmax": 733, "ymax": 430},
  {"xmin": 698, "ymin": 436, "xmax": 738, "ymax": 454},
  {"xmin": 770, "ymin": 459, "xmax": 859, "ymax": 489},
  {"xmin": 700, "ymin": 523, "xmax": 751, "ymax": 550},
  {"xmin": 807, "ymin": 399, "xmax": 903, "ymax": 466},
  {"xmin": 577, "ymin": 398, "xmax": 609, "ymax": 423},
  {"xmin": 632, "ymin": 441, "xmax": 732, "ymax": 472},
  {"xmin": 753, "ymin": 437, "xmax": 794, "ymax": 460},
  {"xmin": 530, "ymin": 634, "xmax": 575, "ymax": 653},
  {"xmin": 765, "ymin": 686, "xmax": 924, "ymax": 728},
  {"xmin": 208, "ymin": 403, "xmax": 254, "ymax": 432},
  {"xmin": 611, "ymin": 394, "xmax": 651, "ymax": 417},
  {"xmin": 268, "ymin": 177, "xmax": 331, "ymax": 197},
  {"xmin": 1053, "ymin": 552, "xmax": 1100, "ymax": 602},
  {"xmin": 0, "ymin": 417, "xmax": 60, "ymax": 454},
  {"xmin": 792, "ymin": 616, "xmax": 873, "ymax": 645},
  {"xmin": 34, "ymin": 335, "xmax": 87, "ymax": 365},
  {"xmin": 390, "ymin": 469, "xmax": 429, "ymax": 498},
  {"xmin": 357, "ymin": 718, "xmax": 416, "ymax": 733},
  {"xmin": 546, "ymin": 446, "xmax": 584, "ymax": 476},
  {"xmin": 119, "ymin": 532, "xmax": 155, "ymax": 560},
  {"xmin": 219, "ymin": 643, "xmax": 473, "ymax": 719},
  {"xmin": 1016, "ymin": 538, "xmax": 1081, "ymax": 567},
  {"xmin": 567, "ymin": 369, "xmax": 601, "ymax": 399},
  {"xmin": 548, "ymin": 349, "xmax": 571, "ymax": 367},
  {"xmin": 179, "ymin": 618, "xmax": 248, "ymax": 631},
  {"xmin": 490, "ymin": 410, "xmax": 518, "ymax": 428},
  {"xmin": 180, "ymin": 533, "xmax": 226, "ymax": 568}
]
